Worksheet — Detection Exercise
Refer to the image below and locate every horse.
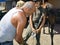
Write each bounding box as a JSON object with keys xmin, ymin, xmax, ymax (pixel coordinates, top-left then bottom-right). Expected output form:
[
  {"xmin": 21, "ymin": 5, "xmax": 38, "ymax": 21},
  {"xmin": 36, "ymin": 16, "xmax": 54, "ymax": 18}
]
[{"xmin": 43, "ymin": 8, "xmax": 56, "ymax": 45}]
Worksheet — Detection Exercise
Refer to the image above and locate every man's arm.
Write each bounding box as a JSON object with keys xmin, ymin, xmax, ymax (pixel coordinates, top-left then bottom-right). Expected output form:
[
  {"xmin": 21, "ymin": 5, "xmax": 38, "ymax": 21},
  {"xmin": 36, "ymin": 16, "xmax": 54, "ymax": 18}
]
[{"xmin": 15, "ymin": 13, "xmax": 26, "ymax": 44}]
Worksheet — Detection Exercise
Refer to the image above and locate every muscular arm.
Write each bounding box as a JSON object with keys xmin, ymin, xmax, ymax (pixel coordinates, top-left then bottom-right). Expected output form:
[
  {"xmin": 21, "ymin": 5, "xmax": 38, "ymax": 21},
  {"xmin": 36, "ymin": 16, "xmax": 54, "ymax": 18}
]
[{"xmin": 15, "ymin": 12, "xmax": 26, "ymax": 44}]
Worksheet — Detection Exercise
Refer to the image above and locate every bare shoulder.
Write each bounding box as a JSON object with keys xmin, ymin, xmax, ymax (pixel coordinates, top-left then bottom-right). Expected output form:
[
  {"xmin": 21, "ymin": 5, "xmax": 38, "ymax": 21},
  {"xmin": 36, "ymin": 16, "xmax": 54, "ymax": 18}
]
[
  {"xmin": 11, "ymin": 11, "xmax": 27, "ymax": 28},
  {"xmin": 16, "ymin": 11, "xmax": 27, "ymax": 23}
]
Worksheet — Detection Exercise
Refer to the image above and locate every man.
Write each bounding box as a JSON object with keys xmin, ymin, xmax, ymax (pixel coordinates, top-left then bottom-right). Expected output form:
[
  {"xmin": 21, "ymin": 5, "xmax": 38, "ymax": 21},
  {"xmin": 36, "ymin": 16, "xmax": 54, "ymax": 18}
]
[{"xmin": 0, "ymin": 1, "xmax": 36, "ymax": 45}]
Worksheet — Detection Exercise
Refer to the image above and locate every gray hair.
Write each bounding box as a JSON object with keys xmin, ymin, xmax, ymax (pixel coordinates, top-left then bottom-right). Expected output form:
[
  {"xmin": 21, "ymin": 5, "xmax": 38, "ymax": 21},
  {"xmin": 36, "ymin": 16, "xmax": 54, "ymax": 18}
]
[{"xmin": 22, "ymin": 1, "xmax": 35, "ymax": 9}]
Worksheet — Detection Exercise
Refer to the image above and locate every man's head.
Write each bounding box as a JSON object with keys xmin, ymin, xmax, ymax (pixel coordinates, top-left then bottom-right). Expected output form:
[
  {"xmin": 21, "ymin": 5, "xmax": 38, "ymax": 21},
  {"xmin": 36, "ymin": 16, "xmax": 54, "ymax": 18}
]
[{"xmin": 22, "ymin": 1, "xmax": 36, "ymax": 15}]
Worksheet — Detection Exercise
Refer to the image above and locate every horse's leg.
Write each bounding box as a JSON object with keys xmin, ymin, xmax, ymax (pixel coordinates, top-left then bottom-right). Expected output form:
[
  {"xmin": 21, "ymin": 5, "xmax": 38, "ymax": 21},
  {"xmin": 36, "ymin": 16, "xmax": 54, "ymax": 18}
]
[
  {"xmin": 43, "ymin": 25, "xmax": 45, "ymax": 34},
  {"xmin": 49, "ymin": 17, "xmax": 54, "ymax": 45},
  {"xmin": 48, "ymin": 21, "xmax": 51, "ymax": 33},
  {"xmin": 50, "ymin": 24, "xmax": 54, "ymax": 45},
  {"xmin": 43, "ymin": 18, "xmax": 47, "ymax": 34},
  {"xmin": 50, "ymin": 17, "xmax": 55, "ymax": 45},
  {"xmin": 50, "ymin": 15, "xmax": 56, "ymax": 45}
]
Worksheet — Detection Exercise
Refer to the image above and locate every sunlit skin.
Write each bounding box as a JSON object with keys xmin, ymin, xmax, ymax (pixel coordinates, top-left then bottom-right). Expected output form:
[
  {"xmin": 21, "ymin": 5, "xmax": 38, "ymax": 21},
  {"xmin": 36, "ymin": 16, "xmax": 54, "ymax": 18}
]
[{"xmin": 11, "ymin": 1, "xmax": 36, "ymax": 44}]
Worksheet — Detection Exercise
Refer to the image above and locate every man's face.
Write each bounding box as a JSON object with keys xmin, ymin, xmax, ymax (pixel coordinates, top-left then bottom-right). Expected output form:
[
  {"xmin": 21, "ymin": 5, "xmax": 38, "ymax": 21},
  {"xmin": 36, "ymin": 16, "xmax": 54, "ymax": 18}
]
[
  {"xmin": 25, "ymin": 2, "xmax": 36, "ymax": 15},
  {"xmin": 29, "ymin": 5, "xmax": 36, "ymax": 15},
  {"xmin": 32, "ymin": 6, "xmax": 36, "ymax": 12},
  {"xmin": 31, "ymin": 5, "xmax": 36, "ymax": 13}
]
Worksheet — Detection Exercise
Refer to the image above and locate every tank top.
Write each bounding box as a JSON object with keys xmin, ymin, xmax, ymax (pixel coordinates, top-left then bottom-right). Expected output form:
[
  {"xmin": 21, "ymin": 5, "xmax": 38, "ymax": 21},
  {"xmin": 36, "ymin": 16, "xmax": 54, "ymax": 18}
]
[
  {"xmin": 33, "ymin": 9, "xmax": 43, "ymax": 29},
  {"xmin": 0, "ymin": 7, "xmax": 23, "ymax": 42}
]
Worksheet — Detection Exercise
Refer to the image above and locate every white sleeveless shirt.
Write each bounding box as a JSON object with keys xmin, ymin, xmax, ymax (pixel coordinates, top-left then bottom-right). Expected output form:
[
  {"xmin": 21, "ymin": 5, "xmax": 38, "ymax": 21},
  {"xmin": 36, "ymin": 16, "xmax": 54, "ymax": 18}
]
[{"xmin": 0, "ymin": 7, "xmax": 23, "ymax": 42}]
